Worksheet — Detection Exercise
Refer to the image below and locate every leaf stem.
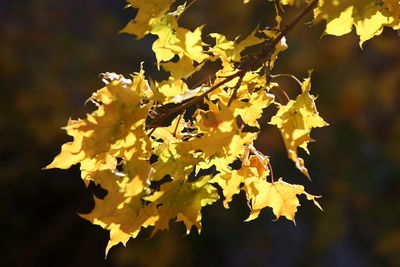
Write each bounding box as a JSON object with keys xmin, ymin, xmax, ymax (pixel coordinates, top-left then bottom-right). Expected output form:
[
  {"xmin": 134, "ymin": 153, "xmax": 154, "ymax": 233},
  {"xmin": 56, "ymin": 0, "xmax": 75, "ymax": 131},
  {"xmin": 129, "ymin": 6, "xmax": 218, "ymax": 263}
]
[
  {"xmin": 268, "ymin": 161, "xmax": 275, "ymax": 184},
  {"xmin": 270, "ymin": 73, "xmax": 302, "ymax": 88}
]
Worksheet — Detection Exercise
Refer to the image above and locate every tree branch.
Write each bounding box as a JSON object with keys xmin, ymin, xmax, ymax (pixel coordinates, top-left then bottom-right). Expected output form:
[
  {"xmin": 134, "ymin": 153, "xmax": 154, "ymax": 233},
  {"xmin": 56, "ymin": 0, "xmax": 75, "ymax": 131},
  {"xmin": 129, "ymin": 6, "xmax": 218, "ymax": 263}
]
[
  {"xmin": 263, "ymin": 0, "xmax": 318, "ymax": 56},
  {"xmin": 146, "ymin": 0, "xmax": 318, "ymax": 129}
]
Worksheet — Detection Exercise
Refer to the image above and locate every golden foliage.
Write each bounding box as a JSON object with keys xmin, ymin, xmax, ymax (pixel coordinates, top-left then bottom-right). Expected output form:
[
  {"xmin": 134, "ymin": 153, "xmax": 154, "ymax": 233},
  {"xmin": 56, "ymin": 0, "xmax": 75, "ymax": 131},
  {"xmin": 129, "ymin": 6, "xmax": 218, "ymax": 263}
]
[
  {"xmin": 257, "ymin": 0, "xmax": 400, "ymax": 46},
  {"xmin": 49, "ymin": 0, "xmax": 400, "ymax": 255}
]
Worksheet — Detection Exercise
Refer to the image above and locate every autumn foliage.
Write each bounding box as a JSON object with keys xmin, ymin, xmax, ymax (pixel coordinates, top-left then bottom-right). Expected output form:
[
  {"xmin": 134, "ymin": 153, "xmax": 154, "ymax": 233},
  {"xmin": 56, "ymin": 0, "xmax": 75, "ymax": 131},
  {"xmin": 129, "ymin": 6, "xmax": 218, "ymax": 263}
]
[{"xmin": 46, "ymin": 0, "xmax": 400, "ymax": 255}]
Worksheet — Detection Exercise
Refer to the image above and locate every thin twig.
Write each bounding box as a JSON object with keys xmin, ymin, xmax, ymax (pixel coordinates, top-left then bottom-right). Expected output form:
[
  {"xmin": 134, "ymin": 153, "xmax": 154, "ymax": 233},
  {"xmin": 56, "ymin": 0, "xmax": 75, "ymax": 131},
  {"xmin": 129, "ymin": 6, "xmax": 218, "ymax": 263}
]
[
  {"xmin": 270, "ymin": 73, "xmax": 302, "ymax": 87},
  {"xmin": 270, "ymin": 86, "xmax": 289, "ymax": 104},
  {"xmin": 228, "ymin": 72, "xmax": 245, "ymax": 107},
  {"xmin": 173, "ymin": 112, "xmax": 184, "ymax": 137},
  {"xmin": 270, "ymin": 74, "xmax": 305, "ymax": 103}
]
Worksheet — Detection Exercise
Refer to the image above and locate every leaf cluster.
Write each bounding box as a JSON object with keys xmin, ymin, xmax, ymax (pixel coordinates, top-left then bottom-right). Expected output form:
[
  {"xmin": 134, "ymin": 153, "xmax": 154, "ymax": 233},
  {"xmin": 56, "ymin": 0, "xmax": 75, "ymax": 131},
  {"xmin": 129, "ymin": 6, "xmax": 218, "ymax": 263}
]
[{"xmin": 45, "ymin": 0, "xmax": 398, "ymax": 255}]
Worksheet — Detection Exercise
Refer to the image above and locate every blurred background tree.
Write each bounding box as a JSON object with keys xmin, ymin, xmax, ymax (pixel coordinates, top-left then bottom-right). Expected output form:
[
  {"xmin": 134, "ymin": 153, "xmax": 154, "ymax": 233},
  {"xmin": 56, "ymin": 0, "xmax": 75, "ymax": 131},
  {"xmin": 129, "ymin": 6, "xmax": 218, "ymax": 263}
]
[{"xmin": 1, "ymin": 0, "xmax": 399, "ymax": 266}]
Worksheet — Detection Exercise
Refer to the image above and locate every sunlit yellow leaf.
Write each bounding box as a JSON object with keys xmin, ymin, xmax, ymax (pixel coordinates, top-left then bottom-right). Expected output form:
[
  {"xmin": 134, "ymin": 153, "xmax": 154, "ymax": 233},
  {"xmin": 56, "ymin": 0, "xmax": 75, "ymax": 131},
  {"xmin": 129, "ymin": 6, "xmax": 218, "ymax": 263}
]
[
  {"xmin": 150, "ymin": 6, "xmax": 208, "ymax": 65},
  {"xmin": 153, "ymin": 78, "xmax": 189, "ymax": 104},
  {"xmin": 46, "ymin": 73, "xmax": 152, "ymax": 176},
  {"xmin": 79, "ymin": 167, "xmax": 157, "ymax": 256},
  {"xmin": 152, "ymin": 140, "xmax": 201, "ymax": 181},
  {"xmin": 244, "ymin": 178, "xmax": 321, "ymax": 222},
  {"xmin": 183, "ymin": 103, "xmax": 257, "ymax": 165},
  {"xmin": 162, "ymin": 55, "xmax": 206, "ymax": 80},
  {"xmin": 144, "ymin": 176, "xmax": 219, "ymax": 234},
  {"xmin": 209, "ymin": 33, "xmax": 242, "ymax": 62},
  {"xmin": 211, "ymin": 155, "xmax": 270, "ymax": 208},
  {"xmin": 270, "ymin": 72, "xmax": 328, "ymax": 177},
  {"xmin": 121, "ymin": 0, "xmax": 175, "ymax": 39},
  {"xmin": 324, "ymin": 6, "xmax": 354, "ymax": 36},
  {"xmin": 230, "ymin": 90, "xmax": 275, "ymax": 127}
]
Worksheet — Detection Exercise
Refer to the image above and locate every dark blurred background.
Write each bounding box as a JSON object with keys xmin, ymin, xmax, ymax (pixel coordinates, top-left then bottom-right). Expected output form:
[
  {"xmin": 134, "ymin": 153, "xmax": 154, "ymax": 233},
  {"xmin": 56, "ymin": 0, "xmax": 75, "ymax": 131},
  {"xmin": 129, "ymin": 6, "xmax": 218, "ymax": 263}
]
[{"xmin": 1, "ymin": 0, "xmax": 400, "ymax": 266}]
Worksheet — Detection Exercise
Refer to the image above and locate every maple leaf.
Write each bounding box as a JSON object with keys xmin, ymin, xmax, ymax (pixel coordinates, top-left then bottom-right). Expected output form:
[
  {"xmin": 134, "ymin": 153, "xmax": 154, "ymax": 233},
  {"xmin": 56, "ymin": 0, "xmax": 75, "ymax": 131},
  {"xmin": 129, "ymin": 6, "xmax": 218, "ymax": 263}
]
[
  {"xmin": 244, "ymin": 177, "xmax": 322, "ymax": 222},
  {"xmin": 144, "ymin": 176, "xmax": 219, "ymax": 234},
  {"xmin": 45, "ymin": 74, "xmax": 152, "ymax": 176},
  {"xmin": 182, "ymin": 102, "xmax": 257, "ymax": 173},
  {"xmin": 270, "ymin": 72, "xmax": 328, "ymax": 178},
  {"xmin": 150, "ymin": 5, "xmax": 208, "ymax": 66},
  {"xmin": 151, "ymin": 139, "xmax": 202, "ymax": 181},
  {"xmin": 79, "ymin": 166, "xmax": 158, "ymax": 256},
  {"xmin": 211, "ymin": 154, "xmax": 270, "ymax": 208},
  {"xmin": 161, "ymin": 55, "xmax": 206, "ymax": 80},
  {"xmin": 209, "ymin": 33, "xmax": 243, "ymax": 62},
  {"xmin": 210, "ymin": 172, "xmax": 244, "ymax": 208},
  {"xmin": 152, "ymin": 78, "xmax": 189, "ymax": 104},
  {"xmin": 120, "ymin": 0, "xmax": 175, "ymax": 39},
  {"xmin": 229, "ymin": 90, "xmax": 275, "ymax": 128}
]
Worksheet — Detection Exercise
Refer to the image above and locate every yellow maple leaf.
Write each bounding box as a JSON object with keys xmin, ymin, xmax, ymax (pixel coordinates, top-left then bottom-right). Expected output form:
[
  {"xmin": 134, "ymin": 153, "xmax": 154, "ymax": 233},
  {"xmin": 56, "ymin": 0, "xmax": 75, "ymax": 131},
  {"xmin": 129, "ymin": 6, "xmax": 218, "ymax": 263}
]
[
  {"xmin": 152, "ymin": 78, "xmax": 189, "ymax": 104},
  {"xmin": 244, "ymin": 177, "xmax": 322, "ymax": 222},
  {"xmin": 209, "ymin": 33, "xmax": 243, "ymax": 62},
  {"xmin": 210, "ymin": 172, "xmax": 244, "ymax": 208},
  {"xmin": 161, "ymin": 55, "xmax": 206, "ymax": 80},
  {"xmin": 150, "ymin": 5, "xmax": 208, "ymax": 66},
  {"xmin": 151, "ymin": 140, "xmax": 202, "ymax": 181},
  {"xmin": 182, "ymin": 103, "xmax": 257, "ymax": 171},
  {"xmin": 323, "ymin": 5, "xmax": 354, "ymax": 36},
  {"xmin": 197, "ymin": 101, "xmax": 236, "ymax": 133},
  {"xmin": 270, "ymin": 72, "xmax": 328, "ymax": 178},
  {"xmin": 79, "ymin": 167, "xmax": 158, "ymax": 256},
  {"xmin": 45, "ymin": 72, "xmax": 152, "ymax": 177},
  {"xmin": 144, "ymin": 176, "xmax": 219, "ymax": 234},
  {"xmin": 210, "ymin": 155, "xmax": 270, "ymax": 208},
  {"xmin": 120, "ymin": 0, "xmax": 175, "ymax": 39},
  {"xmin": 229, "ymin": 90, "xmax": 275, "ymax": 127}
]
